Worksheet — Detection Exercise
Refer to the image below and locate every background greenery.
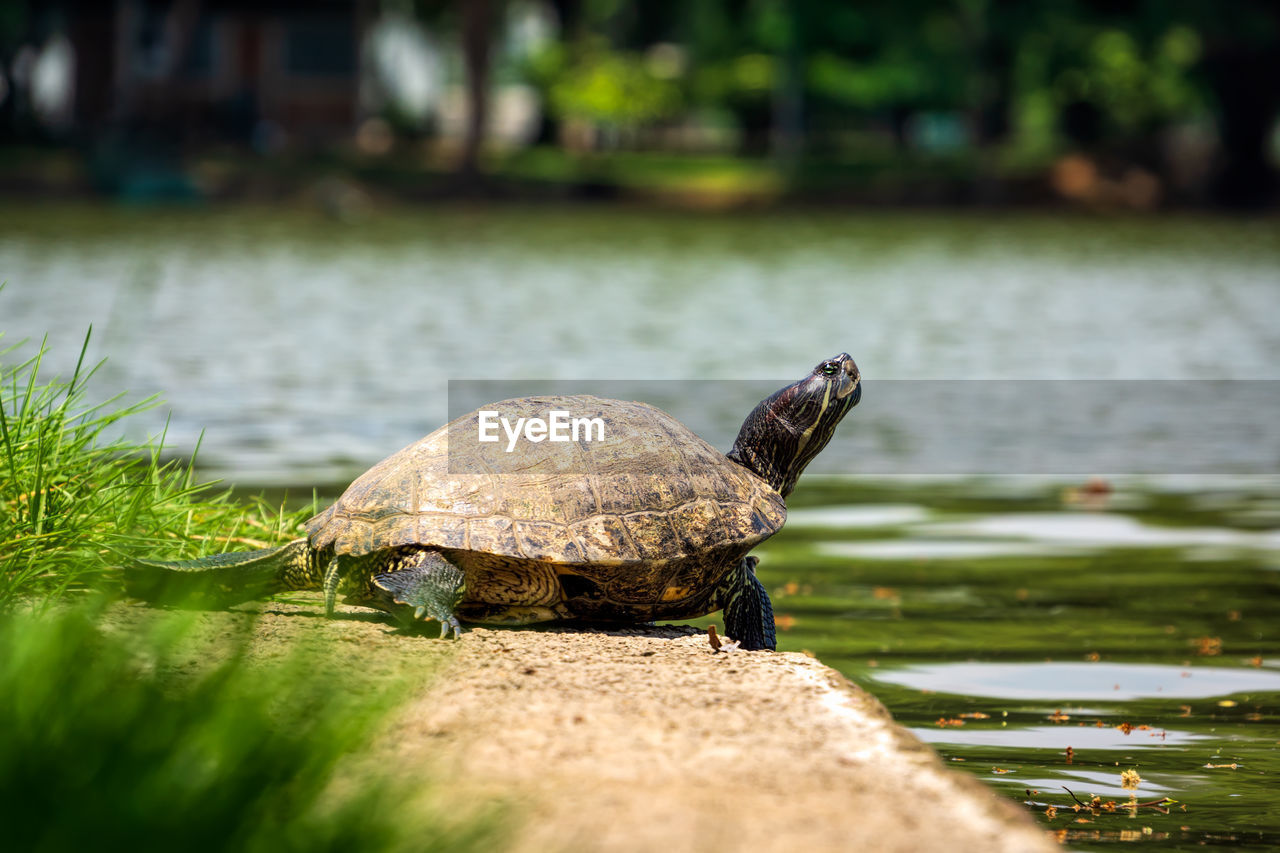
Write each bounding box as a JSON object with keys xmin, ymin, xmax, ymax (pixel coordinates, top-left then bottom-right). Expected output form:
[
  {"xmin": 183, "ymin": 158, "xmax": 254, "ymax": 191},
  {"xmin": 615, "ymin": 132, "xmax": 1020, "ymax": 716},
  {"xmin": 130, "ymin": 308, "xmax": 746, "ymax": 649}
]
[
  {"xmin": 1, "ymin": 0, "xmax": 1276, "ymax": 206},
  {"xmin": 0, "ymin": 329, "xmax": 497, "ymax": 852}
]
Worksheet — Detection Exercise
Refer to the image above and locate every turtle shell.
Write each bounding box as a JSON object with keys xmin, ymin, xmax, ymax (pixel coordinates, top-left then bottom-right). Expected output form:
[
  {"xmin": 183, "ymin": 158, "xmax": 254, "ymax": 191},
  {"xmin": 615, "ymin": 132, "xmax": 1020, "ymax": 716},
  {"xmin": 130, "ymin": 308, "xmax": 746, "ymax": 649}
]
[{"xmin": 305, "ymin": 395, "xmax": 786, "ymax": 622}]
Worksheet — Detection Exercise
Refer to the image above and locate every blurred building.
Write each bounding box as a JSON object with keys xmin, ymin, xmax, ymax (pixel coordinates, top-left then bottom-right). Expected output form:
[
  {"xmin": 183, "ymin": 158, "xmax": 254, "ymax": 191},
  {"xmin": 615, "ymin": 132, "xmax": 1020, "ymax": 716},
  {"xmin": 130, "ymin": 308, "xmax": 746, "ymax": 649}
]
[{"xmin": 68, "ymin": 0, "xmax": 370, "ymax": 149}]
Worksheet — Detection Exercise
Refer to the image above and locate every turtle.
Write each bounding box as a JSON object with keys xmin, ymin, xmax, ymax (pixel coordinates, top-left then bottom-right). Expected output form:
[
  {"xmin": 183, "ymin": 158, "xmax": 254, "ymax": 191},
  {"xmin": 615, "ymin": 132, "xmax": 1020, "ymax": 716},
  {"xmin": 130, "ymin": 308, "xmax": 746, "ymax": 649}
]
[{"xmin": 128, "ymin": 353, "xmax": 860, "ymax": 650}]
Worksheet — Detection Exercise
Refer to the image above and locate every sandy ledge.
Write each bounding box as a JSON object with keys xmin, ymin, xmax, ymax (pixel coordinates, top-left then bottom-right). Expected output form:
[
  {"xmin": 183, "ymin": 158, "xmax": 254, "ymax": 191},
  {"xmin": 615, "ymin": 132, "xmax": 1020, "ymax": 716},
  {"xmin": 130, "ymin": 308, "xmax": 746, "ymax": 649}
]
[{"xmin": 115, "ymin": 596, "xmax": 1056, "ymax": 852}]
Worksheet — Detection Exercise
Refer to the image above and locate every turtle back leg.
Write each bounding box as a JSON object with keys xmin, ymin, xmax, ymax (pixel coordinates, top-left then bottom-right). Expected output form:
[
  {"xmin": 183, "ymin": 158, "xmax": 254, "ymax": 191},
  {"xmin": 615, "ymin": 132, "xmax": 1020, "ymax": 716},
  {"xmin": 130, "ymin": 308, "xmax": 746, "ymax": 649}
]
[
  {"xmin": 364, "ymin": 549, "xmax": 467, "ymax": 639},
  {"xmin": 716, "ymin": 556, "xmax": 776, "ymax": 651}
]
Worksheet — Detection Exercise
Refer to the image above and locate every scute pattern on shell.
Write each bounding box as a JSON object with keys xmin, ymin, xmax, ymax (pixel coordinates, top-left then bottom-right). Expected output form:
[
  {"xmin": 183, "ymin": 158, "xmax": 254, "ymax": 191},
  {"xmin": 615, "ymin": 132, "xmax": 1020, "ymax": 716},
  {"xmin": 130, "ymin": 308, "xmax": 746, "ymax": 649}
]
[{"xmin": 305, "ymin": 396, "xmax": 786, "ymax": 572}]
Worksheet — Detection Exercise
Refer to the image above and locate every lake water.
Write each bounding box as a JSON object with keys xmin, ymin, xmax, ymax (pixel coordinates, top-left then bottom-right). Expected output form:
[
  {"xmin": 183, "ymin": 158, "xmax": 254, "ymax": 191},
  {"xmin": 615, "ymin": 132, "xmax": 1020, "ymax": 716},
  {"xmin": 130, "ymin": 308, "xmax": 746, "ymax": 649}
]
[{"xmin": 2, "ymin": 202, "xmax": 1278, "ymax": 849}]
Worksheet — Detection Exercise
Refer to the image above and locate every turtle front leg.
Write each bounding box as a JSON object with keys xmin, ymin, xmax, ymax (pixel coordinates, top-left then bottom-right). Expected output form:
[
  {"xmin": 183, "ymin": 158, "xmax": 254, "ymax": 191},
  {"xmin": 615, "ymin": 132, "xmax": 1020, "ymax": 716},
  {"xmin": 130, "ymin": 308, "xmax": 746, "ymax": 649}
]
[
  {"xmin": 370, "ymin": 550, "xmax": 467, "ymax": 639},
  {"xmin": 718, "ymin": 556, "xmax": 776, "ymax": 651}
]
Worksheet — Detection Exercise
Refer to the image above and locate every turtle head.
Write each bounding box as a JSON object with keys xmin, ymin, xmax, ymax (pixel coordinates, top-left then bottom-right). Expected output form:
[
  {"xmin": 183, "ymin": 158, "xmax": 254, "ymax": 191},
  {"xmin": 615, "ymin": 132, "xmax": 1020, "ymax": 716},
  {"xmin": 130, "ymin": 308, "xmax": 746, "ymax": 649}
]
[{"xmin": 727, "ymin": 353, "xmax": 860, "ymax": 498}]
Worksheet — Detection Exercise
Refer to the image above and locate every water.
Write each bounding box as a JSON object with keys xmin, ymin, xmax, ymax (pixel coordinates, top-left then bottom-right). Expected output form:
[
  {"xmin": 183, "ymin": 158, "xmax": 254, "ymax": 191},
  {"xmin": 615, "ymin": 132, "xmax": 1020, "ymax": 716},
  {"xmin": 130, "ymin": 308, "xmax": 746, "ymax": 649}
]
[
  {"xmin": 2, "ymin": 203, "xmax": 1278, "ymax": 849},
  {"xmin": 768, "ymin": 480, "xmax": 1280, "ymax": 851},
  {"xmin": 3, "ymin": 204, "xmax": 1277, "ymax": 483}
]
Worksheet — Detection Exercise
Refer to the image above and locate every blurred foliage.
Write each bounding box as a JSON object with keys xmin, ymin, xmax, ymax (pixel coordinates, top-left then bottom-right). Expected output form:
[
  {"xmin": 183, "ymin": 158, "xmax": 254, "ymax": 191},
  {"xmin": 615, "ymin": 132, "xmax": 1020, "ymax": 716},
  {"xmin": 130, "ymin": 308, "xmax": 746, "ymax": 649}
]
[
  {"xmin": 1, "ymin": 0, "xmax": 1276, "ymax": 203},
  {"xmin": 0, "ymin": 311, "xmax": 494, "ymax": 849},
  {"xmin": 530, "ymin": 38, "xmax": 682, "ymax": 125},
  {"xmin": 0, "ymin": 602, "xmax": 492, "ymax": 853},
  {"xmin": 1076, "ymin": 26, "xmax": 1203, "ymax": 127},
  {"xmin": 510, "ymin": 0, "xmax": 1277, "ymax": 203}
]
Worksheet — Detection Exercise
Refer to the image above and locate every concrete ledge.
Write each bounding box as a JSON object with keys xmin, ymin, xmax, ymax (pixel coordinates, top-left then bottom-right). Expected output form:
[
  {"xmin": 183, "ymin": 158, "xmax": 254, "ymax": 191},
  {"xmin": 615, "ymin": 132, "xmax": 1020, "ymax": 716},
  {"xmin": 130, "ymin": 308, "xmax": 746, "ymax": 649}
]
[
  {"xmin": 110, "ymin": 599, "xmax": 1053, "ymax": 851},
  {"xmin": 390, "ymin": 626, "xmax": 1056, "ymax": 853}
]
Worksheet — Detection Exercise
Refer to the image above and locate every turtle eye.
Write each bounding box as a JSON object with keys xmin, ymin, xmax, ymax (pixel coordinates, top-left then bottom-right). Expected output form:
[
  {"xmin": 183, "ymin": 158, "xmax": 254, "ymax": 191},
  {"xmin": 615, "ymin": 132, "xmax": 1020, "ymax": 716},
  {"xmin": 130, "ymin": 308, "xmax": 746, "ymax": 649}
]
[{"xmin": 820, "ymin": 362, "xmax": 838, "ymax": 376}]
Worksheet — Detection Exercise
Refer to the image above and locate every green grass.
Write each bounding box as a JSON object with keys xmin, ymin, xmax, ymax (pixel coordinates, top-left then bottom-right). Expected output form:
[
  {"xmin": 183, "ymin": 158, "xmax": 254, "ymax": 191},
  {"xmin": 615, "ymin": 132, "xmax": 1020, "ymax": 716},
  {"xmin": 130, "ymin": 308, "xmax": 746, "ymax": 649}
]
[
  {"xmin": 0, "ymin": 603, "xmax": 495, "ymax": 853},
  {"xmin": 0, "ymin": 321, "xmax": 500, "ymax": 851},
  {"xmin": 0, "ymin": 324, "xmax": 314, "ymax": 605}
]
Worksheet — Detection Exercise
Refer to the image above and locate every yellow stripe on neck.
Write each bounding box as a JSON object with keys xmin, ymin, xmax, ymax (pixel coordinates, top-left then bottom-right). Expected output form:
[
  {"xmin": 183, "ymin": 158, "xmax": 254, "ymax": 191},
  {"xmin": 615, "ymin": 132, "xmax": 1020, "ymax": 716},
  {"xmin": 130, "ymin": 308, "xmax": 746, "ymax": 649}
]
[{"xmin": 793, "ymin": 382, "xmax": 831, "ymax": 459}]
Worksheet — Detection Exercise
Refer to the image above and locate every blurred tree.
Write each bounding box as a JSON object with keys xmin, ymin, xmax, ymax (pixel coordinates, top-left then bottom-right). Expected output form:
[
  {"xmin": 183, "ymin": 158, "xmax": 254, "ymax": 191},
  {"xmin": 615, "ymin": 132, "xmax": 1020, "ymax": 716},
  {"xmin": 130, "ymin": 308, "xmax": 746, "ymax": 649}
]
[
  {"xmin": 0, "ymin": 0, "xmax": 33, "ymax": 141},
  {"xmin": 1185, "ymin": 0, "xmax": 1280, "ymax": 206},
  {"xmin": 460, "ymin": 0, "xmax": 499, "ymax": 177},
  {"xmin": 405, "ymin": 0, "xmax": 502, "ymax": 180}
]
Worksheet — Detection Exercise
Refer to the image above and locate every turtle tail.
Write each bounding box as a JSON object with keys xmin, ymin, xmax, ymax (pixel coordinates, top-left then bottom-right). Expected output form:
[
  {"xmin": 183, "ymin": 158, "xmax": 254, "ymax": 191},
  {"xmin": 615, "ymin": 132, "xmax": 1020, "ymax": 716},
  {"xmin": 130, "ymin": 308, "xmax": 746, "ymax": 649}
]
[{"xmin": 126, "ymin": 538, "xmax": 323, "ymax": 607}]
